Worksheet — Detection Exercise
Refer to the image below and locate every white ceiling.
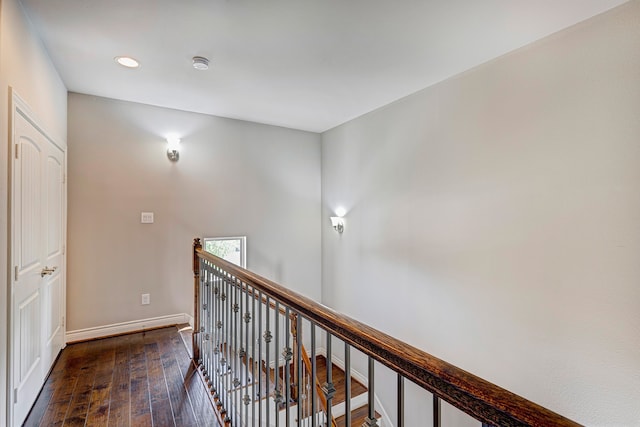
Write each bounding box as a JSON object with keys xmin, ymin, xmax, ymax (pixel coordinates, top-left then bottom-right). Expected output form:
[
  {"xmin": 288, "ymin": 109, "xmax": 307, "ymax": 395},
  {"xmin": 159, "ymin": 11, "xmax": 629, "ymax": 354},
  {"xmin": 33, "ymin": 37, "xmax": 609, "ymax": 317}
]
[{"xmin": 21, "ymin": 0, "xmax": 627, "ymax": 133}]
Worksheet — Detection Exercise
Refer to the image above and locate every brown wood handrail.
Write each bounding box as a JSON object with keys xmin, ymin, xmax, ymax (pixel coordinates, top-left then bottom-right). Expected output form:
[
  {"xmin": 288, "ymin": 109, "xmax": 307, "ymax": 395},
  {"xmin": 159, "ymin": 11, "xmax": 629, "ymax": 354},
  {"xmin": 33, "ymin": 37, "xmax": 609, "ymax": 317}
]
[{"xmin": 194, "ymin": 239, "xmax": 582, "ymax": 427}]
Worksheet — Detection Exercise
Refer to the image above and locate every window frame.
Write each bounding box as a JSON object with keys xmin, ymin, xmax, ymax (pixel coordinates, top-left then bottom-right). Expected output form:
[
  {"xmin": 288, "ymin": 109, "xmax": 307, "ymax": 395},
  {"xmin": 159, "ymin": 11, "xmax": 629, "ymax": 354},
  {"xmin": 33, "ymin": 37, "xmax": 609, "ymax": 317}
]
[{"xmin": 203, "ymin": 236, "xmax": 247, "ymax": 268}]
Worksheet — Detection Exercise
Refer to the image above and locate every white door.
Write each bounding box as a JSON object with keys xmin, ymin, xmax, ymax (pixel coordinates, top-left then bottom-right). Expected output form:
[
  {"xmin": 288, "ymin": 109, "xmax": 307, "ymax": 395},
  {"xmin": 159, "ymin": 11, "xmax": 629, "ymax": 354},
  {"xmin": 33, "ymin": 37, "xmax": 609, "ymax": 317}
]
[
  {"xmin": 11, "ymin": 102, "xmax": 66, "ymax": 426},
  {"xmin": 42, "ymin": 140, "xmax": 65, "ymax": 371}
]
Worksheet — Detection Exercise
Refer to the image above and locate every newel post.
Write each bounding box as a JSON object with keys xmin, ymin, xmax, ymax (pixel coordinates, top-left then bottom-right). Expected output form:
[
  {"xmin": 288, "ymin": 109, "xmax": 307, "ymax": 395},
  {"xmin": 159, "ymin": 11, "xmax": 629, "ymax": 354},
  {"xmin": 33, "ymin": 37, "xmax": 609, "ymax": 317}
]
[{"xmin": 192, "ymin": 238, "xmax": 202, "ymax": 362}]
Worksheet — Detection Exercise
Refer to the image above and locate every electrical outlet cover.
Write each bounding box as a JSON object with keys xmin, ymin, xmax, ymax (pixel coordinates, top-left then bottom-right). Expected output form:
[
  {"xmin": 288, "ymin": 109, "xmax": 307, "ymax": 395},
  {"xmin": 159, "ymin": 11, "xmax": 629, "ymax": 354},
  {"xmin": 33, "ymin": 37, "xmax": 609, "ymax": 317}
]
[{"xmin": 141, "ymin": 212, "xmax": 154, "ymax": 224}]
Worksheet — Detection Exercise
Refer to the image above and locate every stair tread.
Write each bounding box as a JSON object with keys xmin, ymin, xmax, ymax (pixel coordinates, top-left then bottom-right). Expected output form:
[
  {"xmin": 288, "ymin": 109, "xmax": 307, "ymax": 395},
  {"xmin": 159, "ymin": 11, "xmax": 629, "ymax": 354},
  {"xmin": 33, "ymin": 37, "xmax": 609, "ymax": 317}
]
[
  {"xmin": 335, "ymin": 404, "xmax": 381, "ymax": 427},
  {"xmin": 314, "ymin": 355, "xmax": 368, "ymax": 405}
]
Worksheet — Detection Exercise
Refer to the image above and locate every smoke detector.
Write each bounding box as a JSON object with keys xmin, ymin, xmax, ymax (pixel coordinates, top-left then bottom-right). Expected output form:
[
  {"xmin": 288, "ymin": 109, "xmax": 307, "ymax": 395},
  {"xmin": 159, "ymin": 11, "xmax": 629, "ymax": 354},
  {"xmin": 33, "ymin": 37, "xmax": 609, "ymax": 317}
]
[{"xmin": 192, "ymin": 56, "xmax": 210, "ymax": 70}]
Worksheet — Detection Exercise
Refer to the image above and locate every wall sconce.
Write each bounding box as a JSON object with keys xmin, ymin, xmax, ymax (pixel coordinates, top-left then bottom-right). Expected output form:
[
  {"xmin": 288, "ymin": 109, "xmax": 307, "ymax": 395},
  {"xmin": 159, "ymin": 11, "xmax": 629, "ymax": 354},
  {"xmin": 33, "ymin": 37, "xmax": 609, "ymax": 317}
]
[
  {"xmin": 166, "ymin": 136, "xmax": 180, "ymax": 161},
  {"xmin": 330, "ymin": 216, "xmax": 344, "ymax": 234}
]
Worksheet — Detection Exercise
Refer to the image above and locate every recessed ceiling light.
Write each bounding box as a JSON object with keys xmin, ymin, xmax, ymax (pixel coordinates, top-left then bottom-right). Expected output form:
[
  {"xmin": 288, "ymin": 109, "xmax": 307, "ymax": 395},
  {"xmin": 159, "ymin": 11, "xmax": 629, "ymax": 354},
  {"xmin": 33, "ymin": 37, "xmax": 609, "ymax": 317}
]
[
  {"xmin": 192, "ymin": 56, "xmax": 210, "ymax": 71},
  {"xmin": 115, "ymin": 56, "xmax": 140, "ymax": 68}
]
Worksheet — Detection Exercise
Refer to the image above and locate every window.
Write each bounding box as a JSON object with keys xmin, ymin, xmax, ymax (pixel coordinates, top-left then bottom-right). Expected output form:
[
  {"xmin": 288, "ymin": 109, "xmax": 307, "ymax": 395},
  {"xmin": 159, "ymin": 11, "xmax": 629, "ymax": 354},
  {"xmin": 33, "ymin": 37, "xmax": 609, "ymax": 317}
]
[{"xmin": 203, "ymin": 236, "xmax": 247, "ymax": 268}]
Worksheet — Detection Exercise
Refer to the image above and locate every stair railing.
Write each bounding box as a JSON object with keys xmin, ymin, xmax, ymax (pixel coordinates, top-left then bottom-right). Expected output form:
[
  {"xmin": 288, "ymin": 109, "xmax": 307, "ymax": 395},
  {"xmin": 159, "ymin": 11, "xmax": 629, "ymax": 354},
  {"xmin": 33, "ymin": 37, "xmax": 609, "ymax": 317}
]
[{"xmin": 192, "ymin": 238, "xmax": 582, "ymax": 427}]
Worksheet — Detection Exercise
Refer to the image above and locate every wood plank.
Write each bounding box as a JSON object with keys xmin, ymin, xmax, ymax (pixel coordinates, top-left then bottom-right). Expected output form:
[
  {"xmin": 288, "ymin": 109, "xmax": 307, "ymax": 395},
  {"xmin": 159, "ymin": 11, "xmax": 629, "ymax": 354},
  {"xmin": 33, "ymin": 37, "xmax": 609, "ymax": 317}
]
[
  {"xmin": 108, "ymin": 333, "xmax": 132, "ymax": 427},
  {"xmin": 35, "ymin": 341, "xmax": 89, "ymax": 426},
  {"xmin": 59, "ymin": 339, "xmax": 103, "ymax": 426},
  {"xmin": 86, "ymin": 336, "xmax": 117, "ymax": 425},
  {"xmin": 129, "ymin": 332, "xmax": 153, "ymax": 427},
  {"xmin": 156, "ymin": 328, "xmax": 199, "ymax": 427},
  {"xmin": 184, "ymin": 367, "xmax": 216, "ymax": 426},
  {"xmin": 146, "ymin": 340, "xmax": 176, "ymax": 426}
]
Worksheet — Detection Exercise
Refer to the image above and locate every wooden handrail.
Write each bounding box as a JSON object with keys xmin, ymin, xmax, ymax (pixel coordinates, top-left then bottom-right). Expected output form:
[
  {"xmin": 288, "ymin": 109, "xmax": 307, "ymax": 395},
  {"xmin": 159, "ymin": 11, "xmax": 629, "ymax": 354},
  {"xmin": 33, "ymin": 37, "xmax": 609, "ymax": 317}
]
[{"xmin": 194, "ymin": 239, "xmax": 582, "ymax": 427}]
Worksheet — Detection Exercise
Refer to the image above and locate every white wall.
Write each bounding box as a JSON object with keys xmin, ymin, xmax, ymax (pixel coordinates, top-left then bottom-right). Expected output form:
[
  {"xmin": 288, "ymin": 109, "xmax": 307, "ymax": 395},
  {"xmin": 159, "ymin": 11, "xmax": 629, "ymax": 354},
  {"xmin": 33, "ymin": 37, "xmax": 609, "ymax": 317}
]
[
  {"xmin": 67, "ymin": 93, "xmax": 321, "ymax": 332},
  {"xmin": 321, "ymin": 3, "xmax": 640, "ymax": 426},
  {"xmin": 0, "ymin": 0, "xmax": 67, "ymax": 423}
]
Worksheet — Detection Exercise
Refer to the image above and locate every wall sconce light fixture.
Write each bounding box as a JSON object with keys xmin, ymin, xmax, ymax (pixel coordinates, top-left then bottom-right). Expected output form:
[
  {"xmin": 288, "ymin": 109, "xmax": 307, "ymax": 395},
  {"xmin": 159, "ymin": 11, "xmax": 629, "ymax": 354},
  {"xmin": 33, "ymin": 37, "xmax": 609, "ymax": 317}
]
[
  {"xmin": 167, "ymin": 136, "xmax": 180, "ymax": 161},
  {"xmin": 330, "ymin": 216, "xmax": 344, "ymax": 234}
]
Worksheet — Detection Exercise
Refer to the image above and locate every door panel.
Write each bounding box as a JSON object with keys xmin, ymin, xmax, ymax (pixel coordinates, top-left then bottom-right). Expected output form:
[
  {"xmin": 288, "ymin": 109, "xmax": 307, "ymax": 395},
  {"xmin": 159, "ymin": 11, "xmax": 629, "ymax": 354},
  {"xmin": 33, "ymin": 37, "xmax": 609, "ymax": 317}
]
[
  {"xmin": 18, "ymin": 291, "xmax": 41, "ymax": 382},
  {"xmin": 12, "ymin": 112, "xmax": 45, "ymax": 426},
  {"xmin": 17, "ymin": 136, "xmax": 42, "ymax": 273},
  {"xmin": 12, "ymin": 107, "xmax": 66, "ymax": 427},
  {"xmin": 43, "ymin": 274, "xmax": 62, "ymax": 354},
  {"xmin": 42, "ymin": 142, "xmax": 65, "ymax": 370},
  {"xmin": 15, "ymin": 289, "xmax": 42, "ymax": 424},
  {"xmin": 46, "ymin": 154, "xmax": 62, "ymax": 257}
]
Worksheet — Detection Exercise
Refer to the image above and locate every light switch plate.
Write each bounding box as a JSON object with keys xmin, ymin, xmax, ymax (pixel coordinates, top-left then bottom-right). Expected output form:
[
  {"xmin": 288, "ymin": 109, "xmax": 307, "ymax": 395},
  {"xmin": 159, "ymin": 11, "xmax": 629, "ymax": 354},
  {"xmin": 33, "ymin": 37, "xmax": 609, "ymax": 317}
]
[
  {"xmin": 141, "ymin": 212, "xmax": 154, "ymax": 224},
  {"xmin": 141, "ymin": 293, "xmax": 150, "ymax": 305}
]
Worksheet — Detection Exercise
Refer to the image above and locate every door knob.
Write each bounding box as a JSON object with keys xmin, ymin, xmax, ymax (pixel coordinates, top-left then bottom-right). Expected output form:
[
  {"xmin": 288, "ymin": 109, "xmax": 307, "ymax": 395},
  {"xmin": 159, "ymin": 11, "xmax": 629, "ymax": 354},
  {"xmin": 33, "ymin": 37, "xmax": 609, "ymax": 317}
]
[{"xmin": 41, "ymin": 266, "xmax": 57, "ymax": 277}]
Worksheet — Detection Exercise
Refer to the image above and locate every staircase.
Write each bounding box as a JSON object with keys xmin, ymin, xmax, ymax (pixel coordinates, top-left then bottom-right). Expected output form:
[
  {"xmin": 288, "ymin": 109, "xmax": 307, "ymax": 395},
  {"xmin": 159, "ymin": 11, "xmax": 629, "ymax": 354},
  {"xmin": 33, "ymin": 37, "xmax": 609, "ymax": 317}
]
[
  {"xmin": 180, "ymin": 325, "xmax": 382, "ymax": 426},
  {"xmin": 313, "ymin": 355, "xmax": 381, "ymax": 427},
  {"xmin": 254, "ymin": 353, "xmax": 382, "ymax": 427}
]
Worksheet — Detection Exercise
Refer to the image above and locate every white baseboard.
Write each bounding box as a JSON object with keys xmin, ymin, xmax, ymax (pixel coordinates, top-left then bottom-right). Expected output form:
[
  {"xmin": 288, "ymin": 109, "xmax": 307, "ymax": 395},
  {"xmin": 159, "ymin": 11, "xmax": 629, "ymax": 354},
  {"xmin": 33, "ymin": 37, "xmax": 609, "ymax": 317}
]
[
  {"xmin": 65, "ymin": 313, "xmax": 191, "ymax": 343},
  {"xmin": 185, "ymin": 313, "xmax": 194, "ymax": 328}
]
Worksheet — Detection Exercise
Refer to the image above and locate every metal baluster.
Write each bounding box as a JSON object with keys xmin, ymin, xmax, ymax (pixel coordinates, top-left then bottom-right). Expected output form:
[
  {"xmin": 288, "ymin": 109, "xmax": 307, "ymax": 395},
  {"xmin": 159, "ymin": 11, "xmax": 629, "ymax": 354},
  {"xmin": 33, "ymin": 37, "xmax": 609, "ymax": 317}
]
[
  {"xmin": 433, "ymin": 395, "xmax": 441, "ymax": 427},
  {"xmin": 204, "ymin": 267, "xmax": 210, "ymax": 392},
  {"xmin": 218, "ymin": 272, "xmax": 224, "ymax": 415},
  {"xmin": 227, "ymin": 275, "xmax": 233, "ymax": 421},
  {"xmin": 251, "ymin": 286, "xmax": 256, "ymax": 427},
  {"xmin": 237, "ymin": 279, "xmax": 243, "ymax": 424},
  {"xmin": 243, "ymin": 283, "xmax": 253, "ymax": 423},
  {"xmin": 200, "ymin": 268, "xmax": 205, "ymax": 375},
  {"xmin": 227, "ymin": 275, "xmax": 233, "ymax": 423},
  {"xmin": 204, "ymin": 268, "xmax": 211, "ymax": 393},
  {"xmin": 229, "ymin": 276, "xmax": 234, "ymax": 423},
  {"xmin": 214, "ymin": 268, "xmax": 220, "ymax": 399},
  {"xmin": 265, "ymin": 295, "xmax": 272, "ymax": 426},
  {"xmin": 258, "ymin": 291, "xmax": 263, "ymax": 426},
  {"xmin": 363, "ymin": 357, "xmax": 378, "ymax": 426},
  {"xmin": 223, "ymin": 275, "xmax": 231, "ymax": 422},
  {"xmin": 231, "ymin": 277, "xmax": 235, "ymax": 422},
  {"xmin": 210, "ymin": 269, "xmax": 215, "ymax": 400},
  {"xmin": 214, "ymin": 269, "xmax": 221, "ymax": 402},
  {"xmin": 296, "ymin": 314, "xmax": 303, "ymax": 425},
  {"xmin": 233, "ymin": 277, "xmax": 239, "ymax": 425},
  {"xmin": 235, "ymin": 277, "xmax": 241, "ymax": 423},
  {"xmin": 323, "ymin": 333, "xmax": 335, "ymax": 427},
  {"xmin": 397, "ymin": 375, "xmax": 404, "ymax": 427},
  {"xmin": 345, "ymin": 343, "xmax": 351, "ymax": 427},
  {"xmin": 310, "ymin": 324, "xmax": 317, "ymax": 427},
  {"xmin": 237, "ymin": 279, "xmax": 243, "ymax": 426},
  {"xmin": 284, "ymin": 308, "xmax": 291, "ymax": 427},
  {"xmin": 198, "ymin": 268, "xmax": 204, "ymax": 370},
  {"xmin": 208, "ymin": 269, "xmax": 213, "ymax": 399},
  {"xmin": 303, "ymin": 360, "xmax": 308, "ymax": 424},
  {"xmin": 298, "ymin": 364, "xmax": 307, "ymax": 425},
  {"xmin": 274, "ymin": 301, "xmax": 281, "ymax": 427}
]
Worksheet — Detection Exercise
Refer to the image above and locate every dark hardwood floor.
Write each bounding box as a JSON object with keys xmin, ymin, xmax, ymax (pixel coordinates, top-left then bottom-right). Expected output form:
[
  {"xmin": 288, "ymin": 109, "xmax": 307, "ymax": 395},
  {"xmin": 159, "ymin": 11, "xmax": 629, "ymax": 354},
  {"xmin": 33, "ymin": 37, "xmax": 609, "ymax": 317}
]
[{"xmin": 23, "ymin": 325, "xmax": 219, "ymax": 427}]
